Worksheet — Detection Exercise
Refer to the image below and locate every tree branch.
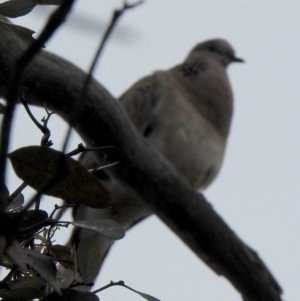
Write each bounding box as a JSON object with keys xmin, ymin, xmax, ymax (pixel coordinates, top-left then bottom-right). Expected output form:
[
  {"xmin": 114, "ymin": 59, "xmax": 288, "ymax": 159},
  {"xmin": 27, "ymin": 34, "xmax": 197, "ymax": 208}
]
[{"xmin": 0, "ymin": 25, "xmax": 282, "ymax": 300}]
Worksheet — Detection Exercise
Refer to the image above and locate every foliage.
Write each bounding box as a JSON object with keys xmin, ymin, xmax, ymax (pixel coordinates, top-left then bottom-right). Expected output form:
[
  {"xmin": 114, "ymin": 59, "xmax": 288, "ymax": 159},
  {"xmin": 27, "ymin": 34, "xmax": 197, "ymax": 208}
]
[
  {"xmin": 0, "ymin": 1, "xmax": 160, "ymax": 300},
  {"xmin": 8, "ymin": 146, "xmax": 112, "ymax": 208},
  {"xmin": 0, "ymin": 102, "xmax": 125, "ymax": 299}
]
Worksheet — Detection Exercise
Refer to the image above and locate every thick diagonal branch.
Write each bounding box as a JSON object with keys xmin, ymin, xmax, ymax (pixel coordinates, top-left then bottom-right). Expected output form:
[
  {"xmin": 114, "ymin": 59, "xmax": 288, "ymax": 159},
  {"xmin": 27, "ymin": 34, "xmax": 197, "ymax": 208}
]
[{"xmin": 0, "ymin": 26, "xmax": 282, "ymax": 301}]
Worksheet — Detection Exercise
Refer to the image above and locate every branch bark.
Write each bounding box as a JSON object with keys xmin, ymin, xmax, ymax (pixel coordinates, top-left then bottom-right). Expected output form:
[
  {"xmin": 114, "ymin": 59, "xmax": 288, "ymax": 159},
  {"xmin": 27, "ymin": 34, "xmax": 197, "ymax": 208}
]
[{"xmin": 0, "ymin": 26, "xmax": 282, "ymax": 301}]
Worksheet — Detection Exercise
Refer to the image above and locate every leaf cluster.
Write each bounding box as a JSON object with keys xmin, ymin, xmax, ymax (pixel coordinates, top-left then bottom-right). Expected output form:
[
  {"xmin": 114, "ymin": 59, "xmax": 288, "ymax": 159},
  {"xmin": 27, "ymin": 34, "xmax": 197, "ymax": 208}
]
[{"xmin": 0, "ymin": 1, "xmax": 160, "ymax": 300}]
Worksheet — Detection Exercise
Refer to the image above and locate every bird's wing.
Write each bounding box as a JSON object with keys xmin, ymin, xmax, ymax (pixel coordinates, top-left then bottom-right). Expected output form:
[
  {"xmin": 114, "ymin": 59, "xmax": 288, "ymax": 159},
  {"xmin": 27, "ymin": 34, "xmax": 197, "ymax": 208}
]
[{"xmin": 119, "ymin": 73, "xmax": 162, "ymax": 136}]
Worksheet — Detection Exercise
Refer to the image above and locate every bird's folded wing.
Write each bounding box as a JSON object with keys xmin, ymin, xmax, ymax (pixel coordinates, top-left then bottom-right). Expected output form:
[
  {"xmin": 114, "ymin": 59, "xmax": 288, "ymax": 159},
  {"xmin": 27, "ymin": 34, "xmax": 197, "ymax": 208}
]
[{"xmin": 119, "ymin": 74, "xmax": 162, "ymax": 135}]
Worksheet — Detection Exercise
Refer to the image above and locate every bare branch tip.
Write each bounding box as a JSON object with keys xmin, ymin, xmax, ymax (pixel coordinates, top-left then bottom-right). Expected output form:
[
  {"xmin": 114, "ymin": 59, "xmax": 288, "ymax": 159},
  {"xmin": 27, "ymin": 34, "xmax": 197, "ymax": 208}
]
[{"xmin": 124, "ymin": 0, "xmax": 144, "ymax": 9}]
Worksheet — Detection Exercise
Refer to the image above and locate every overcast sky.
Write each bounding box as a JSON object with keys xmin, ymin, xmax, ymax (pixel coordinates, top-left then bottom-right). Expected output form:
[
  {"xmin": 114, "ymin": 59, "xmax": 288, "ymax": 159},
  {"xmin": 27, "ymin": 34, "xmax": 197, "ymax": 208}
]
[{"xmin": 2, "ymin": 1, "xmax": 300, "ymax": 301}]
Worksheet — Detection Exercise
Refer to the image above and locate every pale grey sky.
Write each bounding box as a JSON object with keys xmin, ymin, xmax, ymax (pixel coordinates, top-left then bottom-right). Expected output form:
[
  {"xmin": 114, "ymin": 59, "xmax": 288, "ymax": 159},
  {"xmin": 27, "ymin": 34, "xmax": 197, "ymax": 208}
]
[{"xmin": 3, "ymin": 1, "xmax": 300, "ymax": 301}]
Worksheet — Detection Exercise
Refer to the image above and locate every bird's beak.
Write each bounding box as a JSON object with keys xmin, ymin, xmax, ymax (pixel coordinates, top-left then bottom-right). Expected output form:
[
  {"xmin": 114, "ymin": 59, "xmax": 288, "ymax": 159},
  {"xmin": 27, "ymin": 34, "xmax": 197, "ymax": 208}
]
[{"xmin": 231, "ymin": 55, "xmax": 244, "ymax": 63}]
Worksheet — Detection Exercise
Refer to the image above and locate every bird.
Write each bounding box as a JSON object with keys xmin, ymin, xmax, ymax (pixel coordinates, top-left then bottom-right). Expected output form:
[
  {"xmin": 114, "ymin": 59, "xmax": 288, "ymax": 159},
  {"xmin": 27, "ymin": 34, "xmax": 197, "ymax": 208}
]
[{"xmin": 71, "ymin": 38, "xmax": 243, "ymax": 281}]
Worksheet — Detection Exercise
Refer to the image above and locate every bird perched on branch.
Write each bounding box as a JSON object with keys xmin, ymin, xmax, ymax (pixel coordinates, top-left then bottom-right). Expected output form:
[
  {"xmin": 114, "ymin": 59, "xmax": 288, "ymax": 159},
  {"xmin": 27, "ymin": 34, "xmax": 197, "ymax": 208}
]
[{"xmin": 72, "ymin": 38, "xmax": 243, "ymax": 279}]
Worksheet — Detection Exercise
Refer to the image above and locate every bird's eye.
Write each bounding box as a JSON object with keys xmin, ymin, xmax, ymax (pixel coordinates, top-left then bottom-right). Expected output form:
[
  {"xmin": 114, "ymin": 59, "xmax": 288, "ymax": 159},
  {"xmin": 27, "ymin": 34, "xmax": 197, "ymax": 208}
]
[{"xmin": 208, "ymin": 45, "xmax": 215, "ymax": 52}]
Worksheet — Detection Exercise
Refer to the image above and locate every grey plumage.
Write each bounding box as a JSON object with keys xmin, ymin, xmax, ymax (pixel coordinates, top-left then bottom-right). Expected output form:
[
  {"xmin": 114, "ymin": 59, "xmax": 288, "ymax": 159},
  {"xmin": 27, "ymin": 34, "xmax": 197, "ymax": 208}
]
[
  {"xmin": 119, "ymin": 38, "xmax": 242, "ymax": 189},
  {"xmin": 72, "ymin": 38, "xmax": 243, "ymax": 281}
]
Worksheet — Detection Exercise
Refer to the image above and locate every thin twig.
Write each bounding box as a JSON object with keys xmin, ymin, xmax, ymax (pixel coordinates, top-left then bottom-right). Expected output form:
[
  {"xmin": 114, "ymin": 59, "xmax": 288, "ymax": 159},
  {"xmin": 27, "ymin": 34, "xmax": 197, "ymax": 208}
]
[
  {"xmin": 91, "ymin": 161, "xmax": 119, "ymax": 174},
  {"xmin": 61, "ymin": 2, "xmax": 143, "ymax": 155},
  {"xmin": 8, "ymin": 182, "xmax": 27, "ymax": 202},
  {"xmin": 40, "ymin": 105, "xmax": 55, "ymax": 146},
  {"xmin": 49, "ymin": 204, "xmax": 76, "ymax": 220},
  {"xmin": 21, "ymin": 91, "xmax": 54, "ymax": 146},
  {"xmin": 61, "ymin": 125, "xmax": 73, "ymax": 155},
  {"xmin": 34, "ymin": 195, "xmax": 41, "ymax": 210},
  {"xmin": 21, "ymin": 89, "xmax": 44, "ymax": 130},
  {"xmin": 53, "ymin": 204, "xmax": 70, "ymax": 221},
  {"xmin": 56, "ymin": 1, "xmax": 142, "ymax": 200},
  {"xmin": 93, "ymin": 280, "xmax": 125, "ymax": 294},
  {"xmin": 66, "ymin": 143, "xmax": 113, "ymax": 157},
  {"xmin": 82, "ymin": 0, "xmax": 144, "ymax": 93},
  {"xmin": 93, "ymin": 280, "xmax": 160, "ymax": 300},
  {"xmin": 60, "ymin": 0, "xmax": 143, "ymax": 184}
]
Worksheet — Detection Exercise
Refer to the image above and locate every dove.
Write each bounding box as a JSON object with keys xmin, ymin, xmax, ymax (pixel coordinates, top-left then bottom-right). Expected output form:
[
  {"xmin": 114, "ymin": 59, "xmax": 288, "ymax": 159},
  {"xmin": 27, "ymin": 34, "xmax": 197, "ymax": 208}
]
[{"xmin": 72, "ymin": 38, "xmax": 243, "ymax": 280}]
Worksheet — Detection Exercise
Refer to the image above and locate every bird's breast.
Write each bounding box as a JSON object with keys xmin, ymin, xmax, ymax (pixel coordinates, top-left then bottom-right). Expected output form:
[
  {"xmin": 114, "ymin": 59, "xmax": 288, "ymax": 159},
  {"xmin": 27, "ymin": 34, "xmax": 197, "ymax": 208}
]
[{"xmin": 147, "ymin": 94, "xmax": 226, "ymax": 189}]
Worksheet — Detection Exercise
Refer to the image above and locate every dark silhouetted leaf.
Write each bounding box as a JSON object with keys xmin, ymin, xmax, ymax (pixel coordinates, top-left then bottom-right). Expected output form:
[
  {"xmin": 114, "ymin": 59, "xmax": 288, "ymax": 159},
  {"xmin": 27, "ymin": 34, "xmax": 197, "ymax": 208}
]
[
  {"xmin": 50, "ymin": 244, "xmax": 74, "ymax": 270},
  {"xmin": 133, "ymin": 291, "xmax": 161, "ymax": 301},
  {"xmin": 0, "ymin": 0, "xmax": 36, "ymax": 18},
  {"xmin": 0, "ymin": 276, "xmax": 47, "ymax": 299},
  {"xmin": 43, "ymin": 289, "xmax": 99, "ymax": 301},
  {"xmin": 8, "ymin": 146, "xmax": 112, "ymax": 208},
  {"xmin": 125, "ymin": 285, "xmax": 161, "ymax": 301},
  {"xmin": 6, "ymin": 243, "xmax": 61, "ymax": 294},
  {"xmin": 17, "ymin": 210, "xmax": 48, "ymax": 239},
  {"xmin": 0, "ymin": 211, "xmax": 23, "ymax": 243},
  {"xmin": 77, "ymin": 236, "xmax": 101, "ymax": 284},
  {"xmin": 5, "ymin": 23, "xmax": 35, "ymax": 41},
  {"xmin": 0, "ymin": 253, "xmax": 14, "ymax": 269},
  {"xmin": 71, "ymin": 219, "xmax": 125, "ymax": 240},
  {"xmin": 0, "ymin": 0, "xmax": 63, "ymax": 19},
  {"xmin": 0, "ymin": 21, "xmax": 36, "ymax": 45}
]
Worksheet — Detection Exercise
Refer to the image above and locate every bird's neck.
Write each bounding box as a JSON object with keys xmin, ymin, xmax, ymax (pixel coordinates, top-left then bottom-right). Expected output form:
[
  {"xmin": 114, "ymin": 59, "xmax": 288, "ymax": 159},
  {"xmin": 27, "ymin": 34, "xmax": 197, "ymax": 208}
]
[{"xmin": 171, "ymin": 60, "xmax": 234, "ymax": 138}]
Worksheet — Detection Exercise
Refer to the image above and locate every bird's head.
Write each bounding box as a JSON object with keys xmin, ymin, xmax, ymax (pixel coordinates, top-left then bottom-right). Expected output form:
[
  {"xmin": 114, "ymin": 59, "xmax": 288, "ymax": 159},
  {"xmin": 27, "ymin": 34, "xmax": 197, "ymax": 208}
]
[{"xmin": 188, "ymin": 39, "xmax": 244, "ymax": 67}]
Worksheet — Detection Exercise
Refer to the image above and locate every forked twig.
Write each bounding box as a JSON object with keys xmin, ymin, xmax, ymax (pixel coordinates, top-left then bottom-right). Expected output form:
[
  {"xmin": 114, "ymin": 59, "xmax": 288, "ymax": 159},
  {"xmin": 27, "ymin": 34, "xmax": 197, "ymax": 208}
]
[{"xmin": 21, "ymin": 89, "xmax": 55, "ymax": 147}]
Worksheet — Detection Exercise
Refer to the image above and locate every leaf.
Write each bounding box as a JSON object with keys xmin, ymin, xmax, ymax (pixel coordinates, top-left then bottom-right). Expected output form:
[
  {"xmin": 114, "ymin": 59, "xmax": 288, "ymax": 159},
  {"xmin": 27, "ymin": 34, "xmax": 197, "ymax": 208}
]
[
  {"xmin": 121, "ymin": 282, "xmax": 161, "ymax": 301},
  {"xmin": 77, "ymin": 236, "xmax": 101, "ymax": 284},
  {"xmin": 8, "ymin": 146, "xmax": 112, "ymax": 208},
  {"xmin": 0, "ymin": 254, "xmax": 14, "ymax": 269},
  {"xmin": 0, "ymin": 21, "xmax": 36, "ymax": 45},
  {"xmin": 43, "ymin": 289, "xmax": 99, "ymax": 301},
  {"xmin": 50, "ymin": 244, "xmax": 74, "ymax": 270},
  {"xmin": 0, "ymin": 0, "xmax": 36, "ymax": 18},
  {"xmin": 0, "ymin": 276, "xmax": 47, "ymax": 299},
  {"xmin": 0, "ymin": 287, "xmax": 43, "ymax": 300},
  {"xmin": 6, "ymin": 242, "xmax": 61, "ymax": 295},
  {"xmin": 71, "ymin": 219, "xmax": 125, "ymax": 240},
  {"xmin": 133, "ymin": 291, "xmax": 161, "ymax": 301},
  {"xmin": 18, "ymin": 210, "xmax": 48, "ymax": 232},
  {"xmin": 0, "ymin": 0, "xmax": 62, "ymax": 19},
  {"xmin": 0, "ymin": 211, "xmax": 21, "ymax": 242},
  {"xmin": 125, "ymin": 285, "xmax": 161, "ymax": 301},
  {"xmin": 17, "ymin": 210, "xmax": 48, "ymax": 240}
]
